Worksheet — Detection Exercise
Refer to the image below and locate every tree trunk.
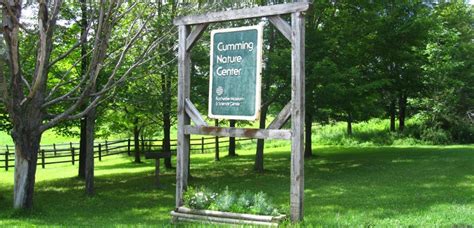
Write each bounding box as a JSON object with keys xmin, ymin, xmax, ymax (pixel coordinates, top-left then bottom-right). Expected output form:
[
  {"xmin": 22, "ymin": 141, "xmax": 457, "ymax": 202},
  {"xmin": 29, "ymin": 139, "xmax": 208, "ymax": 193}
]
[
  {"xmin": 389, "ymin": 99, "xmax": 396, "ymax": 132},
  {"xmin": 78, "ymin": 118, "xmax": 86, "ymax": 178},
  {"xmin": 12, "ymin": 131, "xmax": 41, "ymax": 209},
  {"xmin": 215, "ymin": 119, "xmax": 219, "ymax": 161},
  {"xmin": 255, "ymin": 106, "xmax": 268, "ymax": 173},
  {"xmin": 304, "ymin": 112, "xmax": 313, "ymax": 158},
  {"xmin": 78, "ymin": 0, "xmax": 89, "ymax": 179},
  {"xmin": 134, "ymin": 118, "xmax": 141, "ymax": 163},
  {"xmin": 398, "ymin": 94, "xmax": 407, "ymax": 132},
  {"xmin": 162, "ymin": 115, "xmax": 172, "ymax": 168},
  {"xmin": 228, "ymin": 120, "xmax": 236, "ymax": 157},
  {"xmin": 347, "ymin": 112, "xmax": 353, "ymax": 135},
  {"xmin": 161, "ymin": 73, "xmax": 172, "ymax": 169},
  {"xmin": 85, "ymin": 108, "xmax": 96, "ymax": 196}
]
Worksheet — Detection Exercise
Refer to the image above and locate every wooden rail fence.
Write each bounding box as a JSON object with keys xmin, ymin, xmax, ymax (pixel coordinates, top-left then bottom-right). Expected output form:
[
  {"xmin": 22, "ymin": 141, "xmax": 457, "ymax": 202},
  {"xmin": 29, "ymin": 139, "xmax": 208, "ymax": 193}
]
[{"xmin": 0, "ymin": 137, "xmax": 253, "ymax": 171}]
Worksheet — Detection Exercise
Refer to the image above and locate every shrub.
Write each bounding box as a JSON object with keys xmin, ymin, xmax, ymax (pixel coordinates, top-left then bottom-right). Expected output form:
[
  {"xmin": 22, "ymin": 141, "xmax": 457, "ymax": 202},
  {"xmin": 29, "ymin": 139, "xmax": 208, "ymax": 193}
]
[
  {"xmin": 210, "ymin": 187, "xmax": 236, "ymax": 212},
  {"xmin": 183, "ymin": 187, "xmax": 280, "ymax": 216},
  {"xmin": 420, "ymin": 127, "xmax": 452, "ymax": 145},
  {"xmin": 231, "ymin": 191, "xmax": 254, "ymax": 213},
  {"xmin": 250, "ymin": 192, "xmax": 279, "ymax": 216},
  {"xmin": 183, "ymin": 186, "xmax": 215, "ymax": 210}
]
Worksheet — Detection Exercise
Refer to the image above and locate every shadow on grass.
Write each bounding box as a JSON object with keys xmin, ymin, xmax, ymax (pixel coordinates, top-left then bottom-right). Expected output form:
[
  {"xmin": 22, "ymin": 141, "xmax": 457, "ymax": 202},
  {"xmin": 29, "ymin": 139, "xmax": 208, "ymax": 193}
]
[{"xmin": 0, "ymin": 146, "xmax": 472, "ymax": 226}]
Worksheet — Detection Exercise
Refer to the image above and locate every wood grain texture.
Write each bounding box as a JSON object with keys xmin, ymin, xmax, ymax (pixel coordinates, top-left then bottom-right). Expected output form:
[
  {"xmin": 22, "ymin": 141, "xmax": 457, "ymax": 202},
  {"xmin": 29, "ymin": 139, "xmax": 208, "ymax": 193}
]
[
  {"xmin": 176, "ymin": 207, "xmax": 286, "ymax": 223},
  {"xmin": 185, "ymin": 99, "xmax": 208, "ymax": 127},
  {"xmin": 268, "ymin": 16, "xmax": 292, "ymax": 43},
  {"xmin": 290, "ymin": 10, "xmax": 305, "ymax": 222},
  {"xmin": 267, "ymin": 101, "xmax": 291, "ymax": 129},
  {"xmin": 173, "ymin": 2, "xmax": 310, "ymax": 25},
  {"xmin": 186, "ymin": 23, "xmax": 209, "ymax": 51},
  {"xmin": 184, "ymin": 125, "xmax": 291, "ymax": 140},
  {"xmin": 176, "ymin": 25, "xmax": 191, "ymax": 208}
]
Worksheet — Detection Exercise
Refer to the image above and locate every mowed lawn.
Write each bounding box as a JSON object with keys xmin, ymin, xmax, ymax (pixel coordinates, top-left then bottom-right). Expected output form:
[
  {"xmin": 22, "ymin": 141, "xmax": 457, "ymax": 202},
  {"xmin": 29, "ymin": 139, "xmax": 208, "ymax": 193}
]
[{"xmin": 0, "ymin": 144, "xmax": 473, "ymax": 226}]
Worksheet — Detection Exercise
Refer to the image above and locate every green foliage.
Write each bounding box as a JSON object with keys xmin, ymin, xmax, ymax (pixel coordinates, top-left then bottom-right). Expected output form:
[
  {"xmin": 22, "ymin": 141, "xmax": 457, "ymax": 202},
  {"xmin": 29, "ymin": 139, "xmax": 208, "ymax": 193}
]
[
  {"xmin": 420, "ymin": 127, "xmax": 452, "ymax": 145},
  {"xmin": 184, "ymin": 186, "xmax": 280, "ymax": 216},
  {"xmin": 250, "ymin": 192, "xmax": 279, "ymax": 216},
  {"xmin": 183, "ymin": 186, "xmax": 216, "ymax": 210},
  {"xmin": 234, "ymin": 191, "xmax": 254, "ymax": 213},
  {"xmin": 209, "ymin": 186, "xmax": 236, "ymax": 211},
  {"xmin": 313, "ymin": 117, "xmax": 474, "ymax": 146}
]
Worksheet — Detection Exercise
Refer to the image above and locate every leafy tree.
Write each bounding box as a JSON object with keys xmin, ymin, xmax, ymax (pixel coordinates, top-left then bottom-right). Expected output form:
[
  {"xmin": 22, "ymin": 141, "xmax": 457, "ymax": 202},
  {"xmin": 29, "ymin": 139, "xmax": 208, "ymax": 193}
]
[
  {"xmin": 1, "ymin": 0, "xmax": 163, "ymax": 208},
  {"xmin": 416, "ymin": 2, "xmax": 474, "ymax": 143}
]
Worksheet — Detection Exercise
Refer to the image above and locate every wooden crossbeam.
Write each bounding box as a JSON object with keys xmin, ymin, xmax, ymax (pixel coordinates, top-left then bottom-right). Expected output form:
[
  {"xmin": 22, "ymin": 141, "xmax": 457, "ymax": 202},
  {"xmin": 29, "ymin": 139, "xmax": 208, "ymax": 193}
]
[
  {"xmin": 267, "ymin": 102, "xmax": 291, "ymax": 129},
  {"xmin": 268, "ymin": 16, "xmax": 292, "ymax": 43},
  {"xmin": 173, "ymin": 2, "xmax": 310, "ymax": 26},
  {"xmin": 184, "ymin": 125, "xmax": 291, "ymax": 140},
  {"xmin": 186, "ymin": 23, "xmax": 209, "ymax": 51},
  {"xmin": 185, "ymin": 99, "xmax": 208, "ymax": 127}
]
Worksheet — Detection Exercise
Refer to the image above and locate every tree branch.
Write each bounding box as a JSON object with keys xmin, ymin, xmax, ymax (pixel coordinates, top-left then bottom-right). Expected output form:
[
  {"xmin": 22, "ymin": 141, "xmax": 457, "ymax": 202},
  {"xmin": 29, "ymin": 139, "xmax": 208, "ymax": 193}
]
[
  {"xmin": 48, "ymin": 23, "xmax": 90, "ymax": 69},
  {"xmin": 27, "ymin": 0, "xmax": 63, "ymax": 101}
]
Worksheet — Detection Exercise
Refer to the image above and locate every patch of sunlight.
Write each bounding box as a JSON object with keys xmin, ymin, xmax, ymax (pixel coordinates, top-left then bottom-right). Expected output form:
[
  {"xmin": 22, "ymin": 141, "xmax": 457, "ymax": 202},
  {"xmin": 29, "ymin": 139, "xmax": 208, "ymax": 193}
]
[
  {"xmin": 96, "ymin": 167, "xmax": 153, "ymax": 176},
  {"xmin": 319, "ymin": 167, "xmax": 331, "ymax": 172},
  {"xmin": 391, "ymin": 159, "xmax": 415, "ymax": 163},
  {"xmin": 41, "ymin": 186, "xmax": 71, "ymax": 192},
  {"xmin": 456, "ymin": 180, "xmax": 474, "ymax": 188},
  {"xmin": 348, "ymin": 163, "xmax": 362, "ymax": 168},
  {"xmin": 421, "ymin": 183, "xmax": 439, "ymax": 188}
]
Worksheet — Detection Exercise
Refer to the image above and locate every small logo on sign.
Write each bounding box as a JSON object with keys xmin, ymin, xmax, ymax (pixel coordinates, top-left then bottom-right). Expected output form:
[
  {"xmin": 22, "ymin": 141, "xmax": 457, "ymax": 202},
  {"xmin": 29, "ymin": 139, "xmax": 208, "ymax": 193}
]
[{"xmin": 216, "ymin": 86, "xmax": 224, "ymax": 96}]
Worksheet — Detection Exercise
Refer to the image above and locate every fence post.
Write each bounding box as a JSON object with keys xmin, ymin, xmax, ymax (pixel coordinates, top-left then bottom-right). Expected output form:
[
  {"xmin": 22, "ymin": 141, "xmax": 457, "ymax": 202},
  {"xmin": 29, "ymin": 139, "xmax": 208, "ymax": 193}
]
[
  {"xmin": 105, "ymin": 140, "xmax": 108, "ymax": 154},
  {"xmin": 71, "ymin": 147, "xmax": 75, "ymax": 165},
  {"xmin": 127, "ymin": 139, "xmax": 131, "ymax": 156},
  {"xmin": 53, "ymin": 143, "xmax": 57, "ymax": 156},
  {"xmin": 5, "ymin": 148, "xmax": 9, "ymax": 171},
  {"xmin": 98, "ymin": 143, "xmax": 102, "ymax": 161},
  {"xmin": 201, "ymin": 137, "xmax": 204, "ymax": 154},
  {"xmin": 41, "ymin": 149, "xmax": 45, "ymax": 169}
]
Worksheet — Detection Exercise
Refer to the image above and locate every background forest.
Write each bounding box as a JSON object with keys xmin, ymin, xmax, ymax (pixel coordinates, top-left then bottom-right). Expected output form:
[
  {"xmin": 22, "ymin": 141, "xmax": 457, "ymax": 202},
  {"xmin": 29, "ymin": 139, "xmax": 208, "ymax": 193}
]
[{"xmin": 1, "ymin": 1, "xmax": 472, "ymax": 147}]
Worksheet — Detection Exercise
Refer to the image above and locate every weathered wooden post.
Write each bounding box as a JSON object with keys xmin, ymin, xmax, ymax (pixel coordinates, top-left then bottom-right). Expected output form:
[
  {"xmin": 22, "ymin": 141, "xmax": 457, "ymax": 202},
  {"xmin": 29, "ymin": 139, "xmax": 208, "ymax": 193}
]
[
  {"xmin": 215, "ymin": 120, "xmax": 220, "ymax": 161},
  {"xmin": 201, "ymin": 137, "xmax": 204, "ymax": 154},
  {"xmin": 53, "ymin": 143, "xmax": 57, "ymax": 156},
  {"xmin": 127, "ymin": 138, "xmax": 131, "ymax": 156},
  {"xmin": 41, "ymin": 150, "xmax": 46, "ymax": 169},
  {"xmin": 176, "ymin": 24, "xmax": 192, "ymax": 208},
  {"xmin": 5, "ymin": 146, "xmax": 9, "ymax": 171},
  {"xmin": 98, "ymin": 143, "xmax": 102, "ymax": 161},
  {"xmin": 105, "ymin": 140, "xmax": 108, "ymax": 154},
  {"xmin": 290, "ymin": 5, "xmax": 306, "ymax": 222},
  {"xmin": 71, "ymin": 147, "xmax": 75, "ymax": 165}
]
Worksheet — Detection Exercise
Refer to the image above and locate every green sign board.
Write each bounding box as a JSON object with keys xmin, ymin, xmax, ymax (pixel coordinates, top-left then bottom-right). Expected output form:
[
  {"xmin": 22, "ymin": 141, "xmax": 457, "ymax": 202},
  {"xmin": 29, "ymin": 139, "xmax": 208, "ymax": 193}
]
[{"xmin": 209, "ymin": 24, "xmax": 263, "ymax": 120}]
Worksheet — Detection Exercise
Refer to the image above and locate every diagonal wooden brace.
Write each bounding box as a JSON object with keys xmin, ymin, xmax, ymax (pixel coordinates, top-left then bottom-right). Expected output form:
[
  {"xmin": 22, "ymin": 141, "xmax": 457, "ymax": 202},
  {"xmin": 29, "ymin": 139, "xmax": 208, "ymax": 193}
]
[
  {"xmin": 267, "ymin": 102, "xmax": 291, "ymax": 129},
  {"xmin": 186, "ymin": 23, "xmax": 209, "ymax": 51},
  {"xmin": 185, "ymin": 99, "xmax": 208, "ymax": 127},
  {"xmin": 268, "ymin": 16, "xmax": 292, "ymax": 43}
]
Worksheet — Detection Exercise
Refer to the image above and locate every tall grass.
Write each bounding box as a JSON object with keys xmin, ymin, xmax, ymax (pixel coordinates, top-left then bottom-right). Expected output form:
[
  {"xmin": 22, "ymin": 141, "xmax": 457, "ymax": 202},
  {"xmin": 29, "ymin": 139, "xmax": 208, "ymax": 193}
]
[{"xmin": 313, "ymin": 118, "xmax": 442, "ymax": 146}]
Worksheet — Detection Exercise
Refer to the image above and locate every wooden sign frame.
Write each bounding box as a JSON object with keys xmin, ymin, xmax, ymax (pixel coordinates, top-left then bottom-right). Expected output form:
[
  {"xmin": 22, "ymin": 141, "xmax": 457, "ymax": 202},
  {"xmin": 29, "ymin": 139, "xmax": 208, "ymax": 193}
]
[{"xmin": 173, "ymin": 1, "xmax": 309, "ymax": 222}]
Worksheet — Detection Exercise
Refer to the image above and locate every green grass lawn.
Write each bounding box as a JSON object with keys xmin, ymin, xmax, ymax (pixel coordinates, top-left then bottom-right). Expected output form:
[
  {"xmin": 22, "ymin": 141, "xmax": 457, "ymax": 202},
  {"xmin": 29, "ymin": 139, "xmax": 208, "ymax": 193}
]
[{"xmin": 0, "ymin": 144, "xmax": 473, "ymax": 226}]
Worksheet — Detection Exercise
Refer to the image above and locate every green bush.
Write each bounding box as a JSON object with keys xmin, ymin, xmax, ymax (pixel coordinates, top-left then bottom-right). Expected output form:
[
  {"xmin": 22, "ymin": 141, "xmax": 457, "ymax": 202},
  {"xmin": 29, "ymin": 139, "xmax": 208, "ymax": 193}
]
[
  {"xmin": 183, "ymin": 186, "xmax": 216, "ymax": 210},
  {"xmin": 183, "ymin": 187, "xmax": 280, "ymax": 216},
  {"xmin": 210, "ymin": 187, "xmax": 235, "ymax": 211},
  {"xmin": 420, "ymin": 127, "xmax": 452, "ymax": 144},
  {"xmin": 250, "ymin": 192, "xmax": 279, "ymax": 216}
]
